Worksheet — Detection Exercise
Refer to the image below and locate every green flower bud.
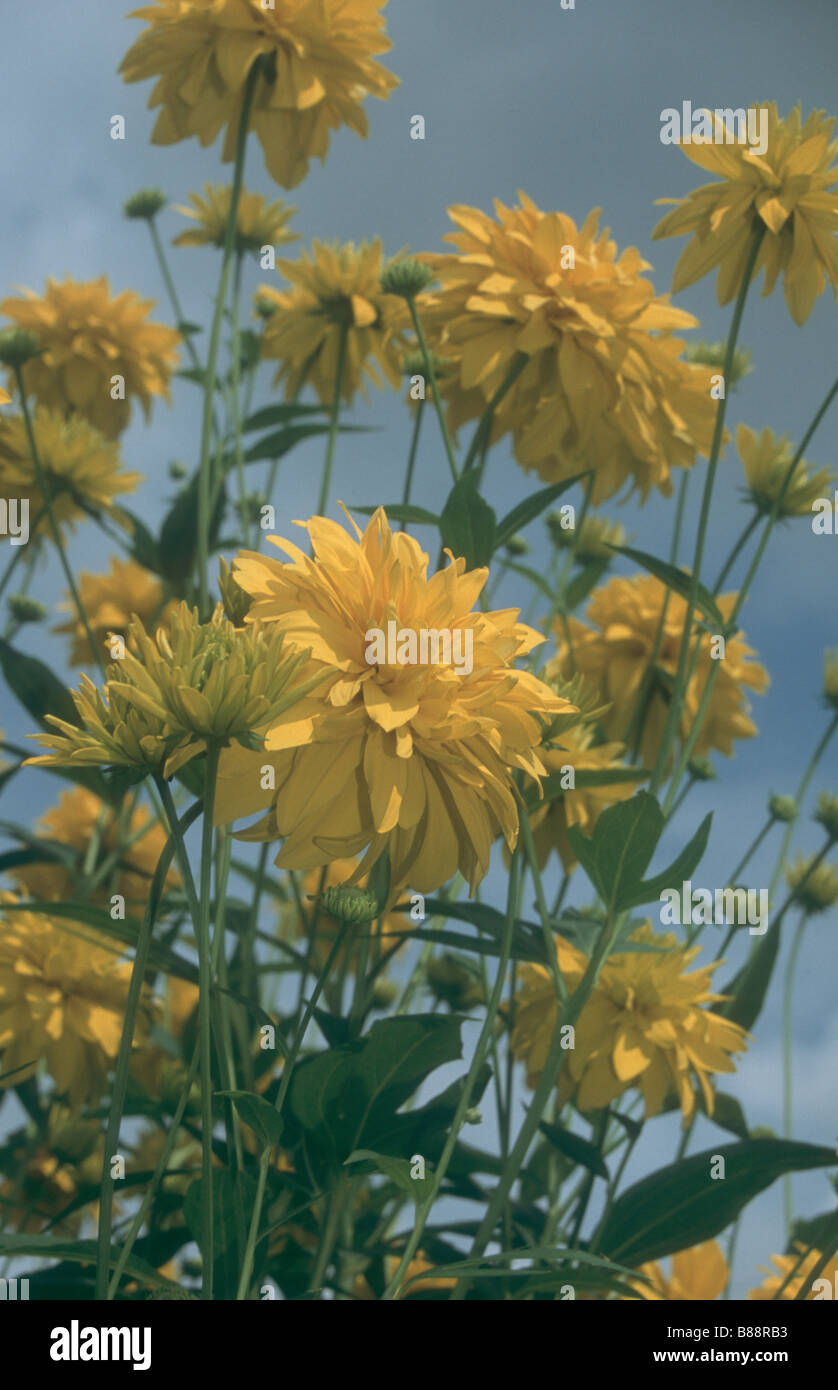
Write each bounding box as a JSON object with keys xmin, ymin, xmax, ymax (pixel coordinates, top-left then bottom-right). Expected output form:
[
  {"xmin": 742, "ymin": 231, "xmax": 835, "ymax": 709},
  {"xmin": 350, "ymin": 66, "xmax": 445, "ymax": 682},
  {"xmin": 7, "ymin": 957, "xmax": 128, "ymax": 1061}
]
[
  {"xmin": 504, "ymin": 533, "xmax": 530, "ymax": 558},
  {"xmin": 401, "ymin": 349, "xmax": 450, "ymax": 380},
  {"xmin": 217, "ymin": 556, "xmax": 251, "ymax": 626},
  {"xmin": 322, "ymin": 884, "xmax": 379, "ymax": 924},
  {"xmin": 168, "ymin": 460, "xmax": 188, "ymax": 481},
  {"xmin": 687, "ymin": 755, "xmax": 716, "ymax": 782},
  {"xmin": 683, "ymin": 338, "xmax": 752, "ymax": 389},
  {"xmin": 254, "ymin": 294, "xmax": 279, "ymax": 321},
  {"xmin": 7, "ymin": 594, "xmax": 48, "ymax": 625},
  {"xmin": 814, "ymin": 793, "xmax": 838, "ymax": 842},
  {"xmin": 380, "ymin": 257, "xmax": 434, "ymax": 300},
  {"xmin": 0, "ymin": 329, "xmax": 41, "ymax": 370},
  {"xmin": 124, "ymin": 189, "xmax": 167, "ymax": 221},
  {"xmin": 769, "ymin": 793, "xmax": 797, "ymax": 823},
  {"xmin": 370, "ymin": 977, "xmax": 399, "ymax": 1009},
  {"xmin": 464, "ymin": 1107, "xmax": 482, "ymax": 1125},
  {"xmin": 425, "ymin": 953, "xmax": 485, "ymax": 1011}
]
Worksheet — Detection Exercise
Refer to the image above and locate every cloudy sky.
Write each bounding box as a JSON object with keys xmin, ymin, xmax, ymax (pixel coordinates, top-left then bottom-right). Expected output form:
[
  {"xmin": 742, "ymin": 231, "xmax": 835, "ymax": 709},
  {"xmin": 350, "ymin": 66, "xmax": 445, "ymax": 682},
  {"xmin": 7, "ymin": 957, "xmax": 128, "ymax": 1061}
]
[{"xmin": 1, "ymin": 0, "xmax": 837, "ymax": 1296}]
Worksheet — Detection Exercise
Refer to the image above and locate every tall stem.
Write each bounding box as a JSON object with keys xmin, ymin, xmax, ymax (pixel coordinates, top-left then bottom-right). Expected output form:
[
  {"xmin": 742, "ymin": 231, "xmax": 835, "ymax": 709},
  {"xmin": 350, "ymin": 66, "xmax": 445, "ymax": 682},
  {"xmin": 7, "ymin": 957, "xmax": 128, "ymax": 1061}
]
[
  {"xmin": 783, "ymin": 911, "xmax": 808, "ymax": 1234},
  {"xmin": 196, "ymin": 743, "xmax": 221, "ymax": 1298},
  {"xmin": 316, "ymin": 323, "xmax": 348, "ymax": 515},
  {"xmin": 406, "ymin": 297, "xmax": 459, "ymax": 485}
]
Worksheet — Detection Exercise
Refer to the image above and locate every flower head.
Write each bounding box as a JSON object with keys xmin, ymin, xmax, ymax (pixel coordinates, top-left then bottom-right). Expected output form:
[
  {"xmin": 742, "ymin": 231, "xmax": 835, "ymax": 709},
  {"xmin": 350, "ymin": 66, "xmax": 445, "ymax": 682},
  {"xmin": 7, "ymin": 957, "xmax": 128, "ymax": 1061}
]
[
  {"xmin": 0, "ymin": 895, "xmax": 152, "ymax": 1107},
  {"xmin": 120, "ymin": 0, "xmax": 398, "ymax": 190},
  {"xmin": 1, "ymin": 276, "xmax": 180, "ymax": 438},
  {"xmin": 653, "ymin": 103, "xmax": 838, "ymax": 325},
  {"xmin": 785, "ymin": 853, "xmax": 838, "ymax": 914},
  {"xmin": 124, "ymin": 188, "xmax": 168, "ymax": 221},
  {"xmin": 214, "ymin": 507, "xmax": 574, "ymax": 899},
  {"xmin": 10, "ymin": 786, "xmax": 177, "ymax": 907},
  {"xmin": 511, "ymin": 924, "xmax": 748, "ymax": 1122},
  {"xmin": 259, "ymin": 240, "xmax": 409, "ymax": 405},
  {"xmin": 417, "ymin": 194, "xmax": 718, "ymax": 504},
  {"xmin": 549, "ymin": 574, "xmax": 769, "ymax": 767},
  {"xmin": 173, "ymin": 183, "xmax": 298, "ymax": 254},
  {"xmin": 814, "ymin": 792, "xmax": 838, "ymax": 842},
  {"xmin": 0, "ymin": 409, "xmax": 140, "ymax": 537},
  {"xmin": 737, "ymin": 423, "xmax": 834, "ymax": 517},
  {"xmin": 628, "ymin": 1241, "xmax": 728, "ymax": 1301},
  {"xmin": 53, "ymin": 556, "xmax": 174, "ymax": 667},
  {"xmin": 528, "ymin": 723, "xmax": 640, "ymax": 872},
  {"xmin": 0, "ymin": 1107, "xmax": 103, "ymax": 1234},
  {"xmin": 749, "ymin": 1245, "xmax": 838, "ymax": 1300},
  {"xmin": 280, "ymin": 858, "xmax": 408, "ymax": 972}
]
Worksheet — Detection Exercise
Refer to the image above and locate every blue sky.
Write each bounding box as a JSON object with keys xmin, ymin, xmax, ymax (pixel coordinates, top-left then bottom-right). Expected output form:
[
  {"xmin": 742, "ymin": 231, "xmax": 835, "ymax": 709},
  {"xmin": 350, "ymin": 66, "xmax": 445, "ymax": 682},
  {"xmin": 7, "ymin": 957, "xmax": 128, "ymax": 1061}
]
[{"xmin": 1, "ymin": 0, "xmax": 838, "ymax": 1297}]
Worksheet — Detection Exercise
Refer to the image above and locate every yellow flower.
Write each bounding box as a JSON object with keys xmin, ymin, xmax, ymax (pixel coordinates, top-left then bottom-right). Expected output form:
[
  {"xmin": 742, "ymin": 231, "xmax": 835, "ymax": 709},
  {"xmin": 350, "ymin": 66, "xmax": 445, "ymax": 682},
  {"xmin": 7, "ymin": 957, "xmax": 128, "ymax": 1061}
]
[
  {"xmin": 173, "ymin": 183, "xmax": 299, "ymax": 254},
  {"xmin": 653, "ymin": 103, "xmax": 838, "ymax": 325},
  {"xmin": 53, "ymin": 556, "xmax": 175, "ymax": 667},
  {"xmin": 510, "ymin": 925, "xmax": 748, "ymax": 1122},
  {"xmin": 737, "ymin": 423, "xmax": 834, "ymax": 517},
  {"xmin": 549, "ymin": 574, "xmax": 769, "ymax": 767},
  {"xmin": 119, "ymin": 0, "xmax": 398, "ymax": 191},
  {"xmin": 785, "ymin": 853, "xmax": 838, "ymax": 913},
  {"xmin": 0, "ymin": 276, "xmax": 180, "ymax": 438},
  {"xmin": 0, "ymin": 409, "xmax": 140, "ymax": 537},
  {"xmin": 749, "ymin": 1245, "xmax": 838, "ymax": 1299},
  {"xmin": 10, "ymin": 786, "xmax": 177, "ymax": 907},
  {"xmin": 259, "ymin": 240, "xmax": 409, "ymax": 405},
  {"xmin": 0, "ymin": 386, "xmax": 9, "ymax": 404},
  {"xmin": 214, "ymin": 507, "xmax": 574, "ymax": 898},
  {"xmin": 628, "ymin": 1241, "xmax": 728, "ymax": 1301},
  {"xmin": 528, "ymin": 724, "xmax": 639, "ymax": 873},
  {"xmin": 0, "ymin": 895, "xmax": 151, "ymax": 1107},
  {"xmin": 29, "ymin": 602, "xmax": 324, "ymax": 779},
  {"xmin": 280, "ymin": 858, "xmax": 410, "ymax": 971},
  {"xmin": 417, "ymin": 194, "xmax": 717, "ymax": 504},
  {"xmin": 0, "ymin": 1108, "xmax": 103, "ymax": 1234}
]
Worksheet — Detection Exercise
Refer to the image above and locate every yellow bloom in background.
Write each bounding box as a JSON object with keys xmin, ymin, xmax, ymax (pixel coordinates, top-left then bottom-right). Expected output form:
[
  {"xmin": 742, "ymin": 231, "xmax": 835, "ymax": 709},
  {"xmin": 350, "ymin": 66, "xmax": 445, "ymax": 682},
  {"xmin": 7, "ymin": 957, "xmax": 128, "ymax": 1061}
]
[
  {"xmin": 0, "ymin": 895, "xmax": 151, "ymax": 1107},
  {"xmin": 29, "ymin": 602, "xmax": 324, "ymax": 779},
  {"xmin": 418, "ymin": 194, "xmax": 717, "ymax": 504},
  {"xmin": 9, "ymin": 786, "xmax": 177, "ymax": 907},
  {"xmin": 653, "ymin": 103, "xmax": 838, "ymax": 325},
  {"xmin": 53, "ymin": 556, "xmax": 175, "ymax": 667},
  {"xmin": 0, "ymin": 386, "xmax": 9, "ymax": 404},
  {"xmin": 0, "ymin": 1108, "xmax": 104, "ymax": 1235},
  {"xmin": 214, "ymin": 507, "xmax": 573, "ymax": 899},
  {"xmin": 749, "ymin": 1245, "xmax": 838, "ymax": 1300},
  {"xmin": 354, "ymin": 1254, "xmax": 456, "ymax": 1299},
  {"xmin": 0, "ymin": 409, "xmax": 140, "ymax": 537},
  {"xmin": 549, "ymin": 574, "xmax": 769, "ymax": 768},
  {"xmin": 785, "ymin": 853, "xmax": 838, "ymax": 914},
  {"xmin": 173, "ymin": 183, "xmax": 299, "ymax": 254},
  {"xmin": 528, "ymin": 724, "xmax": 638, "ymax": 873},
  {"xmin": 737, "ymin": 423, "xmax": 834, "ymax": 517},
  {"xmin": 280, "ymin": 858, "xmax": 410, "ymax": 971},
  {"xmin": 0, "ymin": 276, "xmax": 180, "ymax": 438},
  {"xmin": 259, "ymin": 240, "xmax": 409, "ymax": 405},
  {"xmin": 120, "ymin": 0, "xmax": 398, "ymax": 191},
  {"xmin": 511, "ymin": 925, "xmax": 748, "ymax": 1122},
  {"xmin": 628, "ymin": 1241, "xmax": 728, "ymax": 1301}
]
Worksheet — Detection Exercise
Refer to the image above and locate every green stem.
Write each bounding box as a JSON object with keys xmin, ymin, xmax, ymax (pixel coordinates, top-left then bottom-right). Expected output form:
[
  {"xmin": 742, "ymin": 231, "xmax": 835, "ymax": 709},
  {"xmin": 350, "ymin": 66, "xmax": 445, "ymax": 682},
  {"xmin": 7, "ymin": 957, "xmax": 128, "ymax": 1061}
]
[
  {"xmin": 196, "ymin": 743, "xmax": 221, "ymax": 1298},
  {"xmin": 406, "ymin": 298, "xmax": 459, "ymax": 485},
  {"xmin": 519, "ymin": 806, "xmax": 568, "ymax": 1005},
  {"xmin": 196, "ymin": 61, "xmax": 260, "ymax": 616},
  {"xmin": 400, "ymin": 400, "xmax": 425, "ymax": 524},
  {"xmin": 316, "ymin": 323, "xmax": 349, "ymax": 516},
  {"xmin": 713, "ymin": 511, "xmax": 761, "ymax": 593},
  {"xmin": 148, "ymin": 218, "xmax": 201, "ymax": 372},
  {"xmin": 464, "ymin": 352, "xmax": 529, "ymax": 476},
  {"xmin": 783, "ymin": 911, "xmax": 809, "ymax": 1235},
  {"xmin": 230, "ymin": 250, "xmax": 251, "ymax": 548}
]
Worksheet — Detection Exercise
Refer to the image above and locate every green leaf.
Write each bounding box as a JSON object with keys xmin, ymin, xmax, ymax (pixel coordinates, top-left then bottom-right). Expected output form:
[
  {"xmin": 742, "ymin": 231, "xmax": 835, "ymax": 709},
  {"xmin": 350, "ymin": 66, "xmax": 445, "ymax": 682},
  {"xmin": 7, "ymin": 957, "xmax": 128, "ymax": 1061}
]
[
  {"xmin": 344, "ymin": 1149, "xmax": 434, "ymax": 1206},
  {"xmin": 0, "ymin": 1234, "xmax": 182, "ymax": 1295},
  {"xmin": 620, "ymin": 810, "xmax": 713, "ymax": 909},
  {"xmin": 565, "ymin": 791, "xmax": 665, "ymax": 913},
  {"xmin": 217, "ymin": 1091, "xmax": 284, "ymax": 1151},
  {"xmin": 406, "ymin": 926, "xmax": 544, "ymax": 964},
  {"xmin": 790, "ymin": 1208, "xmax": 838, "ymax": 1255},
  {"xmin": 527, "ymin": 764, "xmax": 649, "ymax": 811},
  {"xmin": 563, "ymin": 558, "xmax": 610, "ymax": 612},
  {"xmin": 539, "ymin": 1121, "xmax": 610, "ymax": 1179},
  {"xmin": 503, "ymin": 560, "xmax": 555, "ymax": 601},
  {"xmin": 244, "ymin": 422, "xmax": 369, "ymax": 464},
  {"xmin": 609, "ymin": 546, "xmax": 727, "ymax": 633},
  {"xmin": 494, "ymin": 474, "xmax": 591, "ymax": 551},
  {"xmin": 598, "ymin": 1139, "xmax": 838, "ymax": 1266},
  {"xmin": 243, "ymin": 403, "xmax": 326, "ymax": 432},
  {"xmin": 660, "ymin": 1087, "xmax": 750, "ymax": 1140},
  {"xmin": 158, "ymin": 471, "xmax": 226, "ymax": 585},
  {"xmin": 185, "ymin": 1168, "xmax": 259, "ymax": 1298},
  {"xmin": 351, "ymin": 503, "xmax": 440, "ymax": 528},
  {"xmin": 0, "ymin": 637, "xmax": 81, "ymax": 730},
  {"xmin": 720, "ymin": 917, "xmax": 781, "ymax": 1030},
  {"xmin": 112, "ymin": 506, "xmax": 162, "ymax": 574},
  {"xmin": 440, "ymin": 473, "xmax": 497, "ymax": 568}
]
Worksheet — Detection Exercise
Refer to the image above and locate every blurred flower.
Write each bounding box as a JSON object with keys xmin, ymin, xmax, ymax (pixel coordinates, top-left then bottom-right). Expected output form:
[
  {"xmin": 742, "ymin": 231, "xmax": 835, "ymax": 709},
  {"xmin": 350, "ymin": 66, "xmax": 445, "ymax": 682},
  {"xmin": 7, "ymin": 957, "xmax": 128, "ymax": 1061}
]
[
  {"xmin": 822, "ymin": 650, "xmax": 838, "ymax": 710},
  {"xmin": 259, "ymin": 240, "xmax": 409, "ymax": 405},
  {"xmin": 737, "ymin": 423, "xmax": 834, "ymax": 517},
  {"xmin": 7, "ymin": 595, "xmax": 48, "ymax": 625},
  {"xmin": 0, "ymin": 894, "xmax": 152, "ymax": 1107},
  {"xmin": 0, "ymin": 1108, "xmax": 103, "ymax": 1234},
  {"xmin": 32, "ymin": 604, "xmax": 324, "ymax": 779},
  {"xmin": 528, "ymin": 723, "xmax": 639, "ymax": 873},
  {"xmin": 379, "ymin": 257, "xmax": 435, "ymax": 300},
  {"xmin": 280, "ymin": 859, "xmax": 409, "ymax": 971},
  {"xmin": 511, "ymin": 924, "xmax": 748, "ymax": 1123},
  {"xmin": 628, "ymin": 1241, "xmax": 728, "ymax": 1301},
  {"xmin": 425, "ymin": 953, "xmax": 485, "ymax": 1011},
  {"xmin": 653, "ymin": 103, "xmax": 838, "ymax": 325},
  {"xmin": 173, "ymin": 183, "xmax": 298, "ymax": 254},
  {"xmin": 0, "ymin": 409, "xmax": 140, "ymax": 538},
  {"xmin": 53, "ymin": 556, "xmax": 174, "ymax": 667},
  {"xmin": 749, "ymin": 1246, "xmax": 838, "ymax": 1300},
  {"xmin": 119, "ymin": 0, "xmax": 398, "ymax": 190},
  {"xmin": 1, "ymin": 276, "xmax": 180, "ymax": 438},
  {"xmin": 124, "ymin": 189, "xmax": 167, "ymax": 221},
  {"xmin": 785, "ymin": 853, "xmax": 838, "ymax": 913},
  {"xmin": 417, "ymin": 194, "xmax": 717, "ymax": 504},
  {"xmin": 768, "ymin": 793, "xmax": 797, "ymax": 822},
  {"xmin": 814, "ymin": 792, "xmax": 838, "ymax": 842},
  {"xmin": 354, "ymin": 1254, "xmax": 456, "ymax": 1299},
  {"xmin": 10, "ymin": 786, "xmax": 177, "ymax": 906},
  {"xmin": 552, "ymin": 513, "xmax": 628, "ymax": 564},
  {"xmin": 549, "ymin": 574, "xmax": 769, "ymax": 767},
  {"xmin": 214, "ymin": 507, "xmax": 573, "ymax": 899}
]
